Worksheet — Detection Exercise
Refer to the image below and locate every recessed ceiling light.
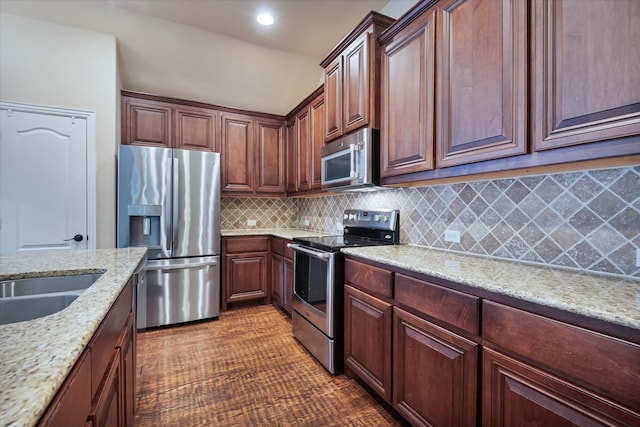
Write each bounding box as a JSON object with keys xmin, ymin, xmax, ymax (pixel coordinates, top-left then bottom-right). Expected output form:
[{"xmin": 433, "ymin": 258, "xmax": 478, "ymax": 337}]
[{"xmin": 256, "ymin": 12, "xmax": 274, "ymax": 26}]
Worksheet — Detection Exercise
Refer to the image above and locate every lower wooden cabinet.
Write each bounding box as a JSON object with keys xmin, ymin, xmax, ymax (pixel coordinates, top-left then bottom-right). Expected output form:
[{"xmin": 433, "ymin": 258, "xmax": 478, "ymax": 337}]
[
  {"xmin": 118, "ymin": 314, "xmax": 135, "ymax": 427},
  {"xmin": 344, "ymin": 256, "xmax": 639, "ymax": 426},
  {"xmin": 344, "ymin": 285, "xmax": 393, "ymax": 402},
  {"xmin": 270, "ymin": 237, "xmax": 294, "ymax": 315},
  {"xmin": 393, "ymin": 307, "xmax": 478, "ymax": 427},
  {"xmin": 483, "ymin": 347, "xmax": 638, "ymax": 426},
  {"xmin": 222, "ymin": 236, "xmax": 269, "ymax": 310},
  {"xmin": 89, "ymin": 348, "xmax": 123, "ymax": 427},
  {"xmin": 39, "ymin": 278, "xmax": 136, "ymax": 427}
]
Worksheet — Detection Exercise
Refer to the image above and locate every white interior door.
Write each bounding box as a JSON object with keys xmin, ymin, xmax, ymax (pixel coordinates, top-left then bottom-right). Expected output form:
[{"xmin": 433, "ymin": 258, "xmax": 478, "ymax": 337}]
[{"xmin": 0, "ymin": 106, "xmax": 90, "ymax": 253}]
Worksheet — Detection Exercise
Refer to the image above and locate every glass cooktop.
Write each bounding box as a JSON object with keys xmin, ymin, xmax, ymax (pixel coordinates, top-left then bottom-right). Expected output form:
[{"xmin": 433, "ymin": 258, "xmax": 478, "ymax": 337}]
[{"xmin": 293, "ymin": 235, "xmax": 395, "ymax": 252}]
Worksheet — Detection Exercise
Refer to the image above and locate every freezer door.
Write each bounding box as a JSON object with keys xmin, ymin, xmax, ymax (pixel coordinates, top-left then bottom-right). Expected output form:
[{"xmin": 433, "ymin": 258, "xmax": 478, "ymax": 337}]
[
  {"xmin": 140, "ymin": 256, "xmax": 220, "ymax": 328},
  {"xmin": 117, "ymin": 145, "xmax": 172, "ymax": 259},
  {"xmin": 172, "ymin": 149, "xmax": 221, "ymax": 258}
]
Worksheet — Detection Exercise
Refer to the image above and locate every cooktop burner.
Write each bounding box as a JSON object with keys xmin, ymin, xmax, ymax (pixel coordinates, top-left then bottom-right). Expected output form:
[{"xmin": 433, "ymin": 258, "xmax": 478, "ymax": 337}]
[{"xmin": 293, "ymin": 209, "xmax": 400, "ymax": 252}]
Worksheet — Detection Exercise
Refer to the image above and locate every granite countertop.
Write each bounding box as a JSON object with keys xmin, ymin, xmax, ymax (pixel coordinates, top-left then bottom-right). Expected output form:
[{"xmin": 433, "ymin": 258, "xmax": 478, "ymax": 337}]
[
  {"xmin": 0, "ymin": 247, "xmax": 147, "ymax": 427},
  {"xmin": 341, "ymin": 245, "xmax": 640, "ymax": 331},
  {"xmin": 221, "ymin": 228, "xmax": 333, "ymax": 240}
]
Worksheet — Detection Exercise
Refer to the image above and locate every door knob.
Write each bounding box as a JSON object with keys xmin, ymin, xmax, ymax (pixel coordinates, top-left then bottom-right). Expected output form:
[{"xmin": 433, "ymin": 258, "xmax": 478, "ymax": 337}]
[{"xmin": 64, "ymin": 234, "xmax": 84, "ymax": 242}]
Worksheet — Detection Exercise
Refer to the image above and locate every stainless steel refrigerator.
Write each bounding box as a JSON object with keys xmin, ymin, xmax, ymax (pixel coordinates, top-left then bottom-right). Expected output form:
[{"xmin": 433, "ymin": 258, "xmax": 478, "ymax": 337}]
[{"xmin": 117, "ymin": 145, "xmax": 221, "ymax": 329}]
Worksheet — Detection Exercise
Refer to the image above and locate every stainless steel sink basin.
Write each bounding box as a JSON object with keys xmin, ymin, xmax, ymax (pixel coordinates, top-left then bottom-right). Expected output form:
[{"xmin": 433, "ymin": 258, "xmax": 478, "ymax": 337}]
[
  {"xmin": 0, "ymin": 273, "xmax": 102, "ymax": 297},
  {"xmin": 0, "ymin": 272, "xmax": 103, "ymax": 324},
  {"xmin": 0, "ymin": 293, "xmax": 80, "ymax": 324}
]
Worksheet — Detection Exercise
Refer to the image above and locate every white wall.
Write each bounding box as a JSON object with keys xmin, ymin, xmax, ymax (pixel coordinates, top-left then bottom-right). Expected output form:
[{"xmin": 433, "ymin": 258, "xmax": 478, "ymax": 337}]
[{"xmin": 0, "ymin": 12, "xmax": 118, "ymax": 248}]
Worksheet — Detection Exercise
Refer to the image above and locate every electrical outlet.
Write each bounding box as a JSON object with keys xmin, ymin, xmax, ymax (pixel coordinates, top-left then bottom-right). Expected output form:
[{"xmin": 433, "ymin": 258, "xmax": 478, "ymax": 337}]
[
  {"xmin": 247, "ymin": 219, "xmax": 256, "ymax": 227},
  {"xmin": 303, "ymin": 218, "xmax": 310, "ymax": 226},
  {"xmin": 444, "ymin": 229, "xmax": 460, "ymax": 243},
  {"xmin": 636, "ymin": 248, "xmax": 640, "ymax": 268},
  {"xmin": 336, "ymin": 222, "xmax": 344, "ymax": 232}
]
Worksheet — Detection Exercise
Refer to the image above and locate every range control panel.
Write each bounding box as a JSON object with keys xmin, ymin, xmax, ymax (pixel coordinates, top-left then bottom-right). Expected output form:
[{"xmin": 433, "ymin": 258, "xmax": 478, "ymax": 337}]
[{"xmin": 342, "ymin": 209, "xmax": 399, "ymax": 231}]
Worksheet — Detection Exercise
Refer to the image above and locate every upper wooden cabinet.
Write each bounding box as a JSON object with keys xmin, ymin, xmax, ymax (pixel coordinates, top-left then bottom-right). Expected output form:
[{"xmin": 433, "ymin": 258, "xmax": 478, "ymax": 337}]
[
  {"xmin": 436, "ymin": 0, "xmax": 528, "ymax": 167},
  {"xmin": 285, "ymin": 87, "xmax": 325, "ymax": 196},
  {"xmin": 380, "ymin": 0, "xmax": 527, "ymax": 176},
  {"xmin": 380, "ymin": 9, "xmax": 436, "ymax": 178},
  {"xmin": 122, "ymin": 97, "xmax": 173, "ymax": 148},
  {"xmin": 321, "ymin": 12, "xmax": 395, "ymax": 142},
  {"xmin": 174, "ymin": 105, "xmax": 217, "ymax": 152},
  {"xmin": 122, "ymin": 93, "xmax": 218, "ymax": 151},
  {"xmin": 285, "ymin": 118, "xmax": 297, "ymax": 194},
  {"xmin": 221, "ymin": 112, "xmax": 285, "ymax": 196},
  {"xmin": 532, "ymin": 0, "xmax": 640, "ymax": 151},
  {"xmin": 379, "ymin": 0, "xmax": 640, "ymax": 185}
]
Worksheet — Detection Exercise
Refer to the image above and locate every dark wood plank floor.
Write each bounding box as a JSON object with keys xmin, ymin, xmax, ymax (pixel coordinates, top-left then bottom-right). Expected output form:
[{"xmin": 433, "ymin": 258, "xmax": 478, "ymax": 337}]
[{"xmin": 134, "ymin": 305, "xmax": 404, "ymax": 426}]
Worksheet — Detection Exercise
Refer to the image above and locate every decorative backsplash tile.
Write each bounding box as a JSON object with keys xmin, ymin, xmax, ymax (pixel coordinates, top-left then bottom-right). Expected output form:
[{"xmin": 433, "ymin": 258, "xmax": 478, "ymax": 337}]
[
  {"xmin": 221, "ymin": 197, "xmax": 297, "ymax": 229},
  {"xmin": 224, "ymin": 166, "xmax": 640, "ymax": 278}
]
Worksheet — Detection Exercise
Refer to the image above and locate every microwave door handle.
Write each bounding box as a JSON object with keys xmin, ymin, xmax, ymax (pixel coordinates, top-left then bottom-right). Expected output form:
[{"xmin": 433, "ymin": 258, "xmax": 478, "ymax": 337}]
[{"xmin": 349, "ymin": 144, "xmax": 358, "ymax": 178}]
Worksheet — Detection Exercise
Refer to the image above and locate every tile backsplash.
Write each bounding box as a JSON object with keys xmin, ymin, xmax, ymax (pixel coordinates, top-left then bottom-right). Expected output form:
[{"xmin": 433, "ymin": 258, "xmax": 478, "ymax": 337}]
[{"xmin": 223, "ymin": 166, "xmax": 640, "ymax": 277}]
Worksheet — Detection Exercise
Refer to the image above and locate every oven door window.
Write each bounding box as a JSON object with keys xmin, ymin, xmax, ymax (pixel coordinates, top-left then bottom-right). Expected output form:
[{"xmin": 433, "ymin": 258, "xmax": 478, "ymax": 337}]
[{"xmin": 294, "ymin": 254, "xmax": 329, "ymax": 314}]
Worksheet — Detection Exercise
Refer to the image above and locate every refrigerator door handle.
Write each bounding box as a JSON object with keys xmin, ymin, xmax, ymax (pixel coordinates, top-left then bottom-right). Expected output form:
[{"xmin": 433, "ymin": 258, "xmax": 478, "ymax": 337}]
[
  {"xmin": 146, "ymin": 260, "xmax": 218, "ymax": 271},
  {"xmin": 172, "ymin": 157, "xmax": 179, "ymax": 254}
]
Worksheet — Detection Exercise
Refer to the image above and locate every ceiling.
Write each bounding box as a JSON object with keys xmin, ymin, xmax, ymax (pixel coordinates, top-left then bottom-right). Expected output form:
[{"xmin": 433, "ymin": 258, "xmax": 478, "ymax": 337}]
[
  {"xmin": 110, "ymin": 0, "xmax": 390, "ymax": 61},
  {"xmin": 0, "ymin": 0, "xmax": 418, "ymax": 114}
]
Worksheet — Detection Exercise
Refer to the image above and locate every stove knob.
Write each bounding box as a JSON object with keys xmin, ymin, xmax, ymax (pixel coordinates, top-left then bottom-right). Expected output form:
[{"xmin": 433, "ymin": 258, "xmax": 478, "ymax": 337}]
[
  {"xmin": 374, "ymin": 214, "xmax": 381, "ymax": 221},
  {"xmin": 383, "ymin": 215, "xmax": 389, "ymax": 222},
  {"xmin": 349, "ymin": 214, "xmax": 356, "ymax": 220},
  {"xmin": 343, "ymin": 213, "xmax": 349, "ymax": 220}
]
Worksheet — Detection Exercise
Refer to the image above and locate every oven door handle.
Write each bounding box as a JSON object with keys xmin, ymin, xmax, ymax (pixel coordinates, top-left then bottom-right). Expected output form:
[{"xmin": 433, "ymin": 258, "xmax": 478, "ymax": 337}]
[{"xmin": 287, "ymin": 243, "xmax": 332, "ymax": 260}]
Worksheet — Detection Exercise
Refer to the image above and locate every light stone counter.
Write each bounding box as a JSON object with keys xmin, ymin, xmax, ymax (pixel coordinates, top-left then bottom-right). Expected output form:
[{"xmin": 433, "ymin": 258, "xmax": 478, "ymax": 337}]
[
  {"xmin": 0, "ymin": 247, "xmax": 147, "ymax": 427},
  {"xmin": 221, "ymin": 228, "xmax": 333, "ymax": 240},
  {"xmin": 341, "ymin": 245, "xmax": 640, "ymax": 332}
]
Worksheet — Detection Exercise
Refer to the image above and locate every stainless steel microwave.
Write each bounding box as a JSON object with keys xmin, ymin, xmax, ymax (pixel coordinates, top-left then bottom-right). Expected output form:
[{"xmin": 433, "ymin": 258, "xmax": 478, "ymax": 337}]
[{"xmin": 321, "ymin": 128, "xmax": 381, "ymax": 192}]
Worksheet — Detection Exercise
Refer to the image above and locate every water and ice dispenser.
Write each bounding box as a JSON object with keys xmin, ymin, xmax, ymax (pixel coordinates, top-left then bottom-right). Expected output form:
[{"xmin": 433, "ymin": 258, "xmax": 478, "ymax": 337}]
[{"xmin": 126, "ymin": 204, "xmax": 162, "ymax": 248}]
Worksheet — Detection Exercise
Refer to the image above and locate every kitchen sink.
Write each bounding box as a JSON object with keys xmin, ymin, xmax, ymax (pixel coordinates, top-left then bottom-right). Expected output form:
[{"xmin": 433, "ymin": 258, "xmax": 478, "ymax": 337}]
[
  {"xmin": 0, "ymin": 272, "xmax": 103, "ymax": 324},
  {"xmin": 0, "ymin": 293, "xmax": 81, "ymax": 324},
  {"xmin": 0, "ymin": 273, "xmax": 103, "ymax": 297}
]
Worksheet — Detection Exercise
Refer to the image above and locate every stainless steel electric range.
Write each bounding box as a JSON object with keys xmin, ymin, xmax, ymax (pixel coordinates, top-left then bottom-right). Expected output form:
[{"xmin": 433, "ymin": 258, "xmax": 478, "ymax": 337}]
[{"xmin": 288, "ymin": 209, "xmax": 400, "ymax": 374}]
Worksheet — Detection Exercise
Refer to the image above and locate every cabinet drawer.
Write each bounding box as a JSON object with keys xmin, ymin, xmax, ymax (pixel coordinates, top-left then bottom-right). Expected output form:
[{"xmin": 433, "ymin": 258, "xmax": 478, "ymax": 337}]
[
  {"xmin": 225, "ymin": 236, "xmax": 269, "ymax": 253},
  {"xmin": 283, "ymin": 240, "xmax": 294, "ymax": 260},
  {"xmin": 345, "ymin": 259, "xmax": 393, "ymax": 299},
  {"xmin": 482, "ymin": 300, "xmax": 640, "ymax": 411},
  {"xmin": 270, "ymin": 237, "xmax": 284, "ymax": 256},
  {"xmin": 394, "ymin": 273, "xmax": 479, "ymax": 335}
]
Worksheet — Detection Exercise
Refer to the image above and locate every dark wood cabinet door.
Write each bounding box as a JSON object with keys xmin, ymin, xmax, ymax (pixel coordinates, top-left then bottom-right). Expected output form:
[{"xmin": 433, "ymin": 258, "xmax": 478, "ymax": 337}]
[
  {"xmin": 344, "ymin": 285, "xmax": 392, "ymax": 403},
  {"xmin": 283, "ymin": 257, "xmax": 293, "ymax": 315},
  {"xmin": 436, "ymin": 0, "xmax": 528, "ymax": 168},
  {"xmin": 270, "ymin": 253, "xmax": 283, "ymax": 308},
  {"xmin": 221, "ymin": 113, "xmax": 254, "ymax": 193},
  {"xmin": 255, "ymin": 118, "xmax": 285, "ymax": 194},
  {"xmin": 381, "ymin": 10, "xmax": 436, "ymax": 178},
  {"xmin": 343, "ymin": 32, "xmax": 371, "ymax": 134},
  {"xmin": 483, "ymin": 348, "xmax": 639, "ymax": 426},
  {"xmin": 324, "ymin": 57, "xmax": 343, "ymax": 142},
  {"xmin": 225, "ymin": 253, "xmax": 268, "ymax": 304},
  {"xmin": 533, "ymin": 0, "xmax": 640, "ymax": 151},
  {"xmin": 285, "ymin": 119, "xmax": 297, "ymax": 194},
  {"xmin": 117, "ymin": 315, "xmax": 135, "ymax": 427},
  {"xmin": 174, "ymin": 106, "xmax": 217, "ymax": 152},
  {"xmin": 89, "ymin": 349, "xmax": 123, "ymax": 427},
  {"xmin": 310, "ymin": 93, "xmax": 325, "ymax": 190},
  {"xmin": 38, "ymin": 350, "xmax": 92, "ymax": 427},
  {"xmin": 296, "ymin": 107, "xmax": 312, "ymax": 192},
  {"xmin": 393, "ymin": 307, "xmax": 478, "ymax": 427},
  {"xmin": 122, "ymin": 98, "xmax": 172, "ymax": 148}
]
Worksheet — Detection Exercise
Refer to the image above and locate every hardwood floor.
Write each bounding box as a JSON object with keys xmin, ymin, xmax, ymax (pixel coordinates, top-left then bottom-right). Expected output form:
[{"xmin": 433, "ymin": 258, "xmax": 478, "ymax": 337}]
[{"xmin": 134, "ymin": 305, "xmax": 405, "ymax": 426}]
